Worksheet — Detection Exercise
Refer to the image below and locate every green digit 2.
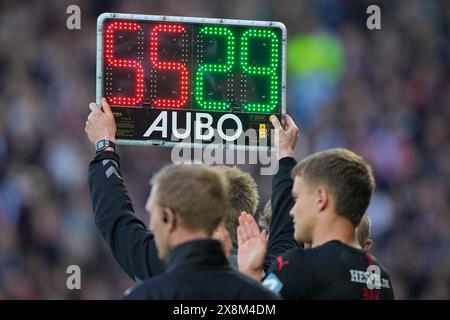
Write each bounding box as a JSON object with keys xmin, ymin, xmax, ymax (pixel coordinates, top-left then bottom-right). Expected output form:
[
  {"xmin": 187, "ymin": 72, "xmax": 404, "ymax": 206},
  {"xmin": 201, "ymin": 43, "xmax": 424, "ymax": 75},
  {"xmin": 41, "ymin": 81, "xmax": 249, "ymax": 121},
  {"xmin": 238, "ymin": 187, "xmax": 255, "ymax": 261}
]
[
  {"xmin": 195, "ymin": 26, "xmax": 235, "ymax": 111},
  {"xmin": 241, "ymin": 29, "xmax": 280, "ymax": 113}
]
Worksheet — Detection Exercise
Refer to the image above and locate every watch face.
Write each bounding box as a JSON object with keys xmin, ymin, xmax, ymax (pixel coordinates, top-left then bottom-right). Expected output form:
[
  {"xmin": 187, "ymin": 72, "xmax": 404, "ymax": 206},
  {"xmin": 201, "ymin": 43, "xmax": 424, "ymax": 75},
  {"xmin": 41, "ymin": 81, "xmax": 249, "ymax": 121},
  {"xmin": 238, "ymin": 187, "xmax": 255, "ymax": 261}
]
[{"xmin": 96, "ymin": 140, "xmax": 106, "ymax": 150}]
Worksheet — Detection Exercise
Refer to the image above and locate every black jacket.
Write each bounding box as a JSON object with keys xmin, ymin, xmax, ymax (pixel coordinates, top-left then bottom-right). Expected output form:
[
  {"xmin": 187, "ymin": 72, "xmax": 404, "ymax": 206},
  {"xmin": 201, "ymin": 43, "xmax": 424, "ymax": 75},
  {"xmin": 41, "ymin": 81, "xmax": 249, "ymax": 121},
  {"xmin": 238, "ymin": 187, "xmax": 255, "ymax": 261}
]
[
  {"xmin": 124, "ymin": 240, "xmax": 280, "ymax": 300},
  {"xmin": 263, "ymin": 240, "xmax": 395, "ymax": 300},
  {"xmin": 88, "ymin": 151, "xmax": 274, "ymax": 282},
  {"xmin": 88, "ymin": 151, "xmax": 164, "ymax": 282},
  {"xmin": 264, "ymin": 157, "xmax": 301, "ymax": 272}
]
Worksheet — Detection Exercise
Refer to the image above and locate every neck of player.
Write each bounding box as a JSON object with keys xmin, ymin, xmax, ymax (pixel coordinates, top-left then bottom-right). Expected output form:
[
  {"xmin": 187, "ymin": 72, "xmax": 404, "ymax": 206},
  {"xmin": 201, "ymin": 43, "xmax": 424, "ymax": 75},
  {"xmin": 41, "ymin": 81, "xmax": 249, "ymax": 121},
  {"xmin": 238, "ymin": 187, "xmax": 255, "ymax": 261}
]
[
  {"xmin": 311, "ymin": 213, "xmax": 361, "ymax": 249},
  {"xmin": 170, "ymin": 229, "xmax": 211, "ymax": 248}
]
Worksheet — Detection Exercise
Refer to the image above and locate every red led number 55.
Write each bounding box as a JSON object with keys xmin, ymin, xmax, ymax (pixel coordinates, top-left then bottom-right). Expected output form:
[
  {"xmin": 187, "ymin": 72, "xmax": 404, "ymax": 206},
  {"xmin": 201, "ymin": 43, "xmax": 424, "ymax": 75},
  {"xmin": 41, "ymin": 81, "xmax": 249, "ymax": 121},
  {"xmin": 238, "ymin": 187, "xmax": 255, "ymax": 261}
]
[{"xmin": 105, "ymin": 22, "xmax": 188, "ymax": 108}]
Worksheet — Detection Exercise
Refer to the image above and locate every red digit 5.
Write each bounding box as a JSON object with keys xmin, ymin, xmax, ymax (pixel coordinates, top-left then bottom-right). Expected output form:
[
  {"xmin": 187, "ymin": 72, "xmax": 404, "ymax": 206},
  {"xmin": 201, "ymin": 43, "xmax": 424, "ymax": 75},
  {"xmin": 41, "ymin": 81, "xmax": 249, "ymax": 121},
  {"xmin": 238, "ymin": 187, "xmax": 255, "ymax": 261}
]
[
  {"xmin": 150, "ymin": 24, "xmax": 189, "ymax": 108},
  {"xmin": 104, "ymin": 21, "xmax": 144, "ymax": 106}
]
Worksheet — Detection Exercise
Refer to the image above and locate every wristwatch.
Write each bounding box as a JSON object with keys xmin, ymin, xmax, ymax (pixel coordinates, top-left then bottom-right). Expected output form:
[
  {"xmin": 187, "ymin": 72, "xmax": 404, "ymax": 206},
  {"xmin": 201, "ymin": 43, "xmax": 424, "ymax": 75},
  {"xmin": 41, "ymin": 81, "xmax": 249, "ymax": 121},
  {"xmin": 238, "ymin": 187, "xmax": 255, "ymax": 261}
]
[{"xmin": 95, "ymin": 139, "xmax": 116, "ymax": 153}]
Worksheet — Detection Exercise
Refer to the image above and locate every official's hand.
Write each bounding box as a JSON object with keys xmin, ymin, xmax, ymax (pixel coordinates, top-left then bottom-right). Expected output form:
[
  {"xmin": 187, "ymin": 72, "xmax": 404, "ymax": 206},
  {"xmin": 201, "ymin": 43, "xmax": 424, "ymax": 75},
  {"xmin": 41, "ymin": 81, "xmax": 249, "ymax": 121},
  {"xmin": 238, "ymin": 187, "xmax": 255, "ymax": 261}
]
[
  {"xmin": 270, "ymin": 114, "xmax": 299, "ymax": 160},
  {"xmin": 237, "ymin": 212, "xmax": 268, "ymax": 281},
  {"xmin": 85, "ymin": 98, "xmax": 116, "ymax": 147}
]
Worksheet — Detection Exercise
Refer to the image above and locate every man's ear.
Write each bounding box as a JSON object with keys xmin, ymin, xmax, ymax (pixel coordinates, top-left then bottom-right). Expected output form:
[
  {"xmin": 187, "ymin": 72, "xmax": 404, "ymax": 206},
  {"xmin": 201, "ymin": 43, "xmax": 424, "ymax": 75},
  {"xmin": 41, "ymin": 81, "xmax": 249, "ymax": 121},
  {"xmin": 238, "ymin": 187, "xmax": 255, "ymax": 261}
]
[
  {"xmin": 163, "ymin": 208, "xmax": 177, "ymax": 232},
  {"xmin": 316, "ymin": 187, "xmax": 329, "ymax": 212},
  {"xmin": 364, "ymin": 239, "xmax": 373, "ymax": 251}
]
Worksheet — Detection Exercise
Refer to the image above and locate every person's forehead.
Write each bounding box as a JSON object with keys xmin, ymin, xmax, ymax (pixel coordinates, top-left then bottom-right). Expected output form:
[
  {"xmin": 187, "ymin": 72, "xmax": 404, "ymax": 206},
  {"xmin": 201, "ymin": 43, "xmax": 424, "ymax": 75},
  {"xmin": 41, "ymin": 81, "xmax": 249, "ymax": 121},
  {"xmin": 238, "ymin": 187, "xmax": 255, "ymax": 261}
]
[{"xmin": 293, "ymin": 176, "xmax": 306, "ymax": 190}]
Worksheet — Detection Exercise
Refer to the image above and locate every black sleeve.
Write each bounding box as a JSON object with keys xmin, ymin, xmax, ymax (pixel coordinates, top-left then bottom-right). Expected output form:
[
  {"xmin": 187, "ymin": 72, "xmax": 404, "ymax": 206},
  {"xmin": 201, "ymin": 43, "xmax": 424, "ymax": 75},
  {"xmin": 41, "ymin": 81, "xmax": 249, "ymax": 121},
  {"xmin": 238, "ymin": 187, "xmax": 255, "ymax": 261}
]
[
  {"xmin": 88, "ymin": 151, "xmax": 164, "ymax": 282},
  {"xmin": 382, "ymin": 273, "xmax": 395, "ymax": 300},
  {"xmin": 123, "ymin": 282, "xmax": 151, "ymax": 300},
  {"xmin": 263, "ymin": 249, "xmax": 313, "ymax": 300},
  {"xmin": 264, "ymin": 157, "xmax": 300, "ymax": 272}
]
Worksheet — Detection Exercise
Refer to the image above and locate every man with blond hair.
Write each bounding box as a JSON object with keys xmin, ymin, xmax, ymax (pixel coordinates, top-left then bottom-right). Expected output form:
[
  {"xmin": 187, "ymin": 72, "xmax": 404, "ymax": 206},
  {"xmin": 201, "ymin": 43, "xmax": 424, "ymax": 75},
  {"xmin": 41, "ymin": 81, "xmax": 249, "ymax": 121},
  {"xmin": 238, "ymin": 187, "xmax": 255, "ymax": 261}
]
[
  {"xmin": 123, "ymin": 164, "xmax": 276, "ymax": 299},
  {"xmin": 215, "ymin": 166, "xmax": 259, "ymax": 268}
]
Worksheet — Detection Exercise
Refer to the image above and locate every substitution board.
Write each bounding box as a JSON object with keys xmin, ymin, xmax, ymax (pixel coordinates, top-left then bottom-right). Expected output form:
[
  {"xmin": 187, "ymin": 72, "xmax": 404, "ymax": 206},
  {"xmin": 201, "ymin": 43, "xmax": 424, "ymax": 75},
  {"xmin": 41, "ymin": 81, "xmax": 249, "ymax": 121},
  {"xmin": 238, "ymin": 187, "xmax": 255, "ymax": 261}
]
[{"xmin": 96, "ymin": 13, "xmax": 286, "ymax": 150}]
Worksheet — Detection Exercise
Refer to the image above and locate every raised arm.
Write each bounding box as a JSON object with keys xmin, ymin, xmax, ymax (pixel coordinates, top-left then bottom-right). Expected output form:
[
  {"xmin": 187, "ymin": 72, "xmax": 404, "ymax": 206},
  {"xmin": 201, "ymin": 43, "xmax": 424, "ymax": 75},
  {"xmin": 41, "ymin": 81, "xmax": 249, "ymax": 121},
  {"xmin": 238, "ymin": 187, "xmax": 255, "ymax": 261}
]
[
  {"xmin": 264, "ymin": 115, "xmax": 301, "ymax": 272},
  {"xmin": 85, "ymin": 98, "xmax": 164, "ymax": 282}
]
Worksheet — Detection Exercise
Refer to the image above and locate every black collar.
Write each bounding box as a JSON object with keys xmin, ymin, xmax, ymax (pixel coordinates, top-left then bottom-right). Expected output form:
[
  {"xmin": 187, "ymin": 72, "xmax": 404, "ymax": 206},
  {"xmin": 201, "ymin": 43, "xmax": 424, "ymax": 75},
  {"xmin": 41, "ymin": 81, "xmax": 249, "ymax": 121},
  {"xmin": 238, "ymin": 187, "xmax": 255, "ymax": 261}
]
[{"xmin": 165, "ymin": 239, "xmax": 229, "ymax": 273}]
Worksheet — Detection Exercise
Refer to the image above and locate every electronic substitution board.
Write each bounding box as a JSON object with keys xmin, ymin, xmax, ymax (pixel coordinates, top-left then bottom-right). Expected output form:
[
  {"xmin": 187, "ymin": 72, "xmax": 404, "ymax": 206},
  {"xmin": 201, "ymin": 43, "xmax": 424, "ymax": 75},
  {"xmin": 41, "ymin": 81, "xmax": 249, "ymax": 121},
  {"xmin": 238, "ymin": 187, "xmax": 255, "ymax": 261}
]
[{"xmin": 96, "ymin": 13, "xmax": 286, "ymax": 150}]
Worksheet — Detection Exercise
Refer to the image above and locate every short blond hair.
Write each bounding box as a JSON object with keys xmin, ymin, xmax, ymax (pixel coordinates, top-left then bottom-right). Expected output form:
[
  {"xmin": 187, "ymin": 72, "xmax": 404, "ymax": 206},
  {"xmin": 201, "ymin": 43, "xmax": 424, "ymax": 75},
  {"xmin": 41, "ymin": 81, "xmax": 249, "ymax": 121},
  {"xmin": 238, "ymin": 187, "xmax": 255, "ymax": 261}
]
[
  {"xmin": 258, "ymin": 200, "xmax": 272, "ymax": 231},
  {"xmin": 151, "ymin": 164, "xmax": 229, "ymax": 235},
  {"xmin": 216, "ymin": 166, "xmax": 259, "ymax": 241}
]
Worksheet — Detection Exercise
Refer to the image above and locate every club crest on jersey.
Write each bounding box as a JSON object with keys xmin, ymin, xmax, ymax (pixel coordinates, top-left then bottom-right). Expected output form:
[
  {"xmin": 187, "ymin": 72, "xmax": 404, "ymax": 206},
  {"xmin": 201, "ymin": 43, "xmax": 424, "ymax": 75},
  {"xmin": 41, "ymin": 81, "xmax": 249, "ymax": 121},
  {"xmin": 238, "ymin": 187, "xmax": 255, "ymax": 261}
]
[{"xmin": 262, "ymin": 273, "xmax": 283, "ymax": 293}]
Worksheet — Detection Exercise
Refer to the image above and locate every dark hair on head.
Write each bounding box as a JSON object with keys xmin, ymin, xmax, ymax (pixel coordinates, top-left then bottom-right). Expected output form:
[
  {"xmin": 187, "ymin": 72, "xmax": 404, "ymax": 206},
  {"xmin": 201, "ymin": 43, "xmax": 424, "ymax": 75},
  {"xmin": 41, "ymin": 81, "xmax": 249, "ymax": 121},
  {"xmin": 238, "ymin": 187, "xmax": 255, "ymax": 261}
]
[{"xmin": 292, "ymin": 148, "xmax": 375, "ymax": 227}]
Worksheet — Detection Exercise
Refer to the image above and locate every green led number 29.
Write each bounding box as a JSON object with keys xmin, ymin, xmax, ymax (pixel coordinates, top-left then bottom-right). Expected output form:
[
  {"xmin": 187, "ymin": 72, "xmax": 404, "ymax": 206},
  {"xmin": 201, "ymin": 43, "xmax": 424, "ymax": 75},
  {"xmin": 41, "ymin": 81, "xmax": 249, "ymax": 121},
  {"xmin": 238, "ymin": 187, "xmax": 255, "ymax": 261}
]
[{"xmin": 195, "ymin": 27, "xmax": 279, "ymax": 113}]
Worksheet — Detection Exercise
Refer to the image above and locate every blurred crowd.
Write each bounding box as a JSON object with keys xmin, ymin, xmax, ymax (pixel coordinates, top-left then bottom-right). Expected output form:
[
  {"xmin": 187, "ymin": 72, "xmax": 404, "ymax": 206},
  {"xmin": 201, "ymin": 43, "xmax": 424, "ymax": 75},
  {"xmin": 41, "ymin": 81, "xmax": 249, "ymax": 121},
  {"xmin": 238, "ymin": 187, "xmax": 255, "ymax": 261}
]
[{"xmin": 0, "ymin": 0, "xmax": 449, "ymax": 299}]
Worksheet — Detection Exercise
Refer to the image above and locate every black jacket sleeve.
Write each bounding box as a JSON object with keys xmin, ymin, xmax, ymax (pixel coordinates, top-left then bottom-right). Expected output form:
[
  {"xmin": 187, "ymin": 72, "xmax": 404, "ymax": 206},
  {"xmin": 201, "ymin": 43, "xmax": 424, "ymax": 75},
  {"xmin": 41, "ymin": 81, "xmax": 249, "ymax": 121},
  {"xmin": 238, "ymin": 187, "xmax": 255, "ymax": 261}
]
[
  {"xmin": 88, "ymin": 151, "xmax": 164, "ymax": 282},
  {"xmin": 263, "ymin": 248, "xmax": 313, "ymax": 299},
  {"xmin": 264, "ymin": 157, "xmax": 300, "ymax": 272}
]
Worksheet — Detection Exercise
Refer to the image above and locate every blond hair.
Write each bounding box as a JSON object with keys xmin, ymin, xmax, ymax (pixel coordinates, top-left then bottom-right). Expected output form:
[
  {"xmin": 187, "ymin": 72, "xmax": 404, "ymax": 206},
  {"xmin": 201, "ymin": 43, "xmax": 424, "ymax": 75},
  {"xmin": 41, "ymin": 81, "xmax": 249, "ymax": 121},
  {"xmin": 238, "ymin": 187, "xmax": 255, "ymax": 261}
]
[
  {"xmin": 216, "ymin": 166, "xmax": 259, "ymax": 241},
  {"xmin": 151, "ymin": 164, "xmax": 229, "ymax": 235}
]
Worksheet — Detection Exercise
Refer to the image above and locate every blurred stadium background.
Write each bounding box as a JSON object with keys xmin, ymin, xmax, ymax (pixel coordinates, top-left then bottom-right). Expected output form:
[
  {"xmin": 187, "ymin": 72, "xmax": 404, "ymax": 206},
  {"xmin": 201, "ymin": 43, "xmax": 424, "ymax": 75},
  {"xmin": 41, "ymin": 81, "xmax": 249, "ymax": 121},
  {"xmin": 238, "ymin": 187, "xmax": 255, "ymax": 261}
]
[{"xmin": 0, "ymin": 0, "xmax": 449, "ymax": 299}]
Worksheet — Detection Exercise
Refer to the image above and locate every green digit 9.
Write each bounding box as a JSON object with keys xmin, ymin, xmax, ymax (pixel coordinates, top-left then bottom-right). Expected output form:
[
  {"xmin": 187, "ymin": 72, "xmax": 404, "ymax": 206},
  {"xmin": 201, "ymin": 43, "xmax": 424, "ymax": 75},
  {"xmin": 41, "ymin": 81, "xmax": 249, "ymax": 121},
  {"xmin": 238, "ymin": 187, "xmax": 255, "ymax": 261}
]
[
  {"xmin": 241, "ymin": 29, "xmax": 280, "ymax": 113},
  {"xmin": 195, "ymin": 26, "xmax": 235, "ymax": 111}
]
